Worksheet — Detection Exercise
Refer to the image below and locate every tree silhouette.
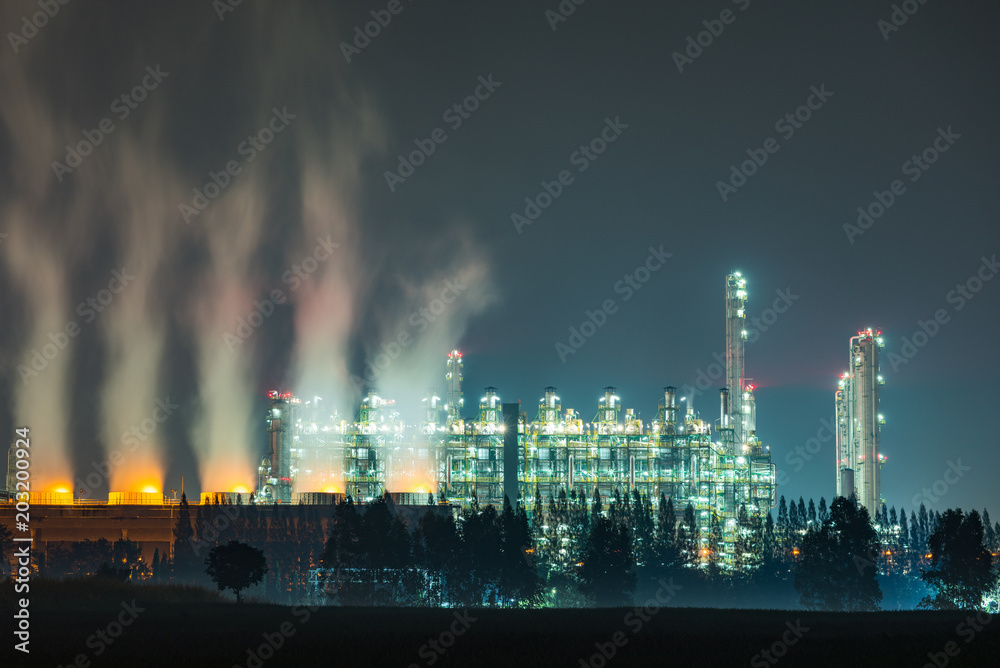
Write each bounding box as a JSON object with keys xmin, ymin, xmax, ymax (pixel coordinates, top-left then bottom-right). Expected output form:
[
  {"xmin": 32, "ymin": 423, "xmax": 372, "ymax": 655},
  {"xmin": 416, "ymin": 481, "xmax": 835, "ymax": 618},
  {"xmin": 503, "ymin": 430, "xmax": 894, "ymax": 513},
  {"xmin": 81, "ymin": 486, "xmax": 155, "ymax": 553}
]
[
  {"xmin": 498, "ymin": 498, "xmax": 543, "ymax": 607},
  {"xmin": 678, "ymin": 503, "xmax": 698, "ymax": 564},
  {"xmin": 172, "ymin": 493, "xmax": 197, "ymax": 579},
  {"xmin": 205, "ymin": 540, "xmax": 268, "ymax": 603},
  {"xmin": 794, "ymin": 497, "xmax": 882, "ymax": 611},
  {"xmin": 921, "ymin": 509, "xmax": 996, "ymax": 610},
  {"xmin": 655, "ymin": 494, "xmax": 677, "ymax": 567},
  {"xmin": 578, "ymin": 515, "xmax": 635, "ymax": 606}
]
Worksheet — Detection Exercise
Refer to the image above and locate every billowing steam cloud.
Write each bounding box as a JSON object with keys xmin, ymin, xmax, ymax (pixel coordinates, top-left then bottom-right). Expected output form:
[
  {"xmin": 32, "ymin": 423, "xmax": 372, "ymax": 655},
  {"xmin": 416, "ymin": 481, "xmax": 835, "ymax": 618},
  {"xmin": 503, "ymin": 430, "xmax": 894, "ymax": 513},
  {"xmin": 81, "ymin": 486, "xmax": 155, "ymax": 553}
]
[
  {"xmin": 2, "ymin": 217, "xmax": 74, "ymax": 489},
  {"xmin": 99, "ymin": 136, "xmax": 183, "ymax": 493},
  {"xmin": 191, "ymin": 178, "xmax": 268, "ymax": 493},
  {"xmin": 369, "ymin": 231, "xmax": 497, "ymax": 417},
  {"xmin": 290, "ymin": 116, "xmax": 382, "ymax": 415},
  {"xmin": 0, "ymin": 31, "xmax": 79, "ymax": 490},
  {"xmin": 0, "ymin": 1, "xmax": 496, "ymax": 498}
]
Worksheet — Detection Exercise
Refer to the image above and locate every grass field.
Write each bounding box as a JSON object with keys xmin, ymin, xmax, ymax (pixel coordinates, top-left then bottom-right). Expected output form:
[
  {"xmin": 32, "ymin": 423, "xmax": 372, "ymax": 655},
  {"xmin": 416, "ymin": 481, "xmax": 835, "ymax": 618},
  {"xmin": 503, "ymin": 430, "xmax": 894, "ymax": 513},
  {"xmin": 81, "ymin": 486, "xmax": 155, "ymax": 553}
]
[{"xmin": 3, "ymin": 580, "xmax": 997, "ymax": 667}]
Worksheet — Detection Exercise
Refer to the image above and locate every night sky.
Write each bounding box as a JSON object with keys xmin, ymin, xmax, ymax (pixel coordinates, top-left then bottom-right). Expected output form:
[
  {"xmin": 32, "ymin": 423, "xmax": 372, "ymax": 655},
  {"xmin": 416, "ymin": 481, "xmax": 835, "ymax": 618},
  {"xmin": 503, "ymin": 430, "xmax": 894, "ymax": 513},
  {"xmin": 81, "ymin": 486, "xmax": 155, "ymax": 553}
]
[{"xmin": 1, "ymin": 1, "xmax": 998, "ymax": 515}]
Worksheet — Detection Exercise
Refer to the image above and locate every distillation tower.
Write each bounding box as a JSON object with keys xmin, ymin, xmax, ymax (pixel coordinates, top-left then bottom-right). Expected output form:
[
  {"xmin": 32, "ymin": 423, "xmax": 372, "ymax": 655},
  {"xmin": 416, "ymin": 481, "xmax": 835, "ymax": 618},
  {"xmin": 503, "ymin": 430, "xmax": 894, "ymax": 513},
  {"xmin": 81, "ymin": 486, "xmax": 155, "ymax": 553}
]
[{"xmin": 835, "ymin": 329, "xmax": 886, "ymax": 513}]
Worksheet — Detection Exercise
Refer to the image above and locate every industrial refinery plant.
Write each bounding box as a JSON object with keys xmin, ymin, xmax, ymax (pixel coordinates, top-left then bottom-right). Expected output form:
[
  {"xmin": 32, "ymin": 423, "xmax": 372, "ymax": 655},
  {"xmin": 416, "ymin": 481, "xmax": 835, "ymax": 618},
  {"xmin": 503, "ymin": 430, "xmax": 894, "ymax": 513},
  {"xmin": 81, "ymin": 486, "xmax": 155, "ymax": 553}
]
[
  {"xmin": 2, "ymin": 272, "xmax": 779, "ymax": 569},
  {"xmin": 256, "ymin": 272, "xmax": 778, "ymax": 566},
  {"xmin": 835, "ymin": 328, "xmax": 887, "ymax": 513}
]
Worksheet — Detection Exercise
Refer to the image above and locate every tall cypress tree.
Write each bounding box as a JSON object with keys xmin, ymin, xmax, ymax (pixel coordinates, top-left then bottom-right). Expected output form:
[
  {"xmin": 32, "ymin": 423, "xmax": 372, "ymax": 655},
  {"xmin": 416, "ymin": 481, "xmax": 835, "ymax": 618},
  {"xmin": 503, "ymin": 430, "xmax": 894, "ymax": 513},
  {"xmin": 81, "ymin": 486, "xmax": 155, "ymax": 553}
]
[
  {"xmin": 789, "ymin": 502, "xmax": 800, "ymax": 532},
  {"xmin": 172, "ymin": 493, "xmax": 197, "ymax": 580},
  {"xmin": 777, "ymin": 496, "xmax": 789, "ymax": 529}
]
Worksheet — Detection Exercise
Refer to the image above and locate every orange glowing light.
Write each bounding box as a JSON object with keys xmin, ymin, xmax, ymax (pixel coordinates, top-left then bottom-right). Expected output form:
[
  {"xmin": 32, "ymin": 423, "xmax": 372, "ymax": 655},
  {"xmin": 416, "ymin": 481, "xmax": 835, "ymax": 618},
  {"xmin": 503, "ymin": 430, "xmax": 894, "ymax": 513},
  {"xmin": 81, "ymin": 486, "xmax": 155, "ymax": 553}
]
[
  {"xmin": 322, "ymin": 485, "xmax": 340, "ymax": 494},
  {"xmin": 142, "ymin": 485, "xmax": 159, "ymax": 494},
  {"xmin": 54, "ymin": 487, "xmax": 70, "ymax": 494},
  {"xmin": 231, "ymin": 485, "xmax": 250, "ymax": 494}
]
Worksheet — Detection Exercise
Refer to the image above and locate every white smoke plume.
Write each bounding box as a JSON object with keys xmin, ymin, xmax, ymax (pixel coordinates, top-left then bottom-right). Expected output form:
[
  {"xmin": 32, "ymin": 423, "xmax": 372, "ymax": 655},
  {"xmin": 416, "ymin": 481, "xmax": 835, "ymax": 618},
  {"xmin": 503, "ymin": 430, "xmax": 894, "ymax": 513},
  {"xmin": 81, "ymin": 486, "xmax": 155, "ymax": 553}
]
[{"xmin": 0, "ymin": 1, "xmax": 498, "ymax": 500}]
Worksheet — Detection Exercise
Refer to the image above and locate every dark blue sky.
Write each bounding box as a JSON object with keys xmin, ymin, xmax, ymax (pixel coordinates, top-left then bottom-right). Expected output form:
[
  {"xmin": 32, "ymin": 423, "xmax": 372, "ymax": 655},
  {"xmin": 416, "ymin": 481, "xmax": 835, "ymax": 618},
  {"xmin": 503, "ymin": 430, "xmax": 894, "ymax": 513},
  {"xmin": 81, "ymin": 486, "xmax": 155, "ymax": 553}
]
[{"xmin": 1, "ymin": 0, "xmax": 997, "ymax": 515}]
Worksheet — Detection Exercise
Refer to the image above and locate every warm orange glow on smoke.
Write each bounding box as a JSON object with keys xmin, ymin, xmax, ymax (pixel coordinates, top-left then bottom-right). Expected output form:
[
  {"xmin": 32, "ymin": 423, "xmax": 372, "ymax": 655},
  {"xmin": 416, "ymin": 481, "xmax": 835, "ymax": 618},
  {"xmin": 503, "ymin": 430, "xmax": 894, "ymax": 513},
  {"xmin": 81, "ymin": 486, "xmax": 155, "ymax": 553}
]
[
  {"xmin": 109, "ymin": 460, "xmax": 164, "ymax": 496},
  {"xmin": 202, "ymin": 459, "xmax": 257, "ymax": 497},
  {"xmin": 49, "ymin": 482, "xmax": 73, "ymax": 494}
]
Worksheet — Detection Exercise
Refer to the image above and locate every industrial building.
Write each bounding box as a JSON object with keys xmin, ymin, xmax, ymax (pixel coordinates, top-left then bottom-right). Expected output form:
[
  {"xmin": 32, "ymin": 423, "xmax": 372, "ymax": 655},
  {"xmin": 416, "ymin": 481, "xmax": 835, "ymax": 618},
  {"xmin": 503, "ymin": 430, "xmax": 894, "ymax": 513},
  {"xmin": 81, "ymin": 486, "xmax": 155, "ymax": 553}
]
[
  {"xmin": 257, "ymin": 272, "xmax": 778, "ymax": 565},
  {"xmin": 835, "ymin": 328, "xmax": 887, "ymax": 514},
  {"xmin": 2, "ymin": 272, "xmax": 777, "ymax": 568}
]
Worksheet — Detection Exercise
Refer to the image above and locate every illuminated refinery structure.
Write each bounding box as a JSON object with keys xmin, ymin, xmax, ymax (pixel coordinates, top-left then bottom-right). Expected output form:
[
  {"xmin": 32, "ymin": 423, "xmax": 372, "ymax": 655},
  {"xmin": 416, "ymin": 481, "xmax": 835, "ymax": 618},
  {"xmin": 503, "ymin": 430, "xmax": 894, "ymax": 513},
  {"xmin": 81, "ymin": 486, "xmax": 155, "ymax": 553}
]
[
  {"xmin": 255, "ymin": 273, "xmax": 777, "ymax": 565},
  {"xmin": 835, "ymin": 328, "xmax": 886, "ymax": 513}
]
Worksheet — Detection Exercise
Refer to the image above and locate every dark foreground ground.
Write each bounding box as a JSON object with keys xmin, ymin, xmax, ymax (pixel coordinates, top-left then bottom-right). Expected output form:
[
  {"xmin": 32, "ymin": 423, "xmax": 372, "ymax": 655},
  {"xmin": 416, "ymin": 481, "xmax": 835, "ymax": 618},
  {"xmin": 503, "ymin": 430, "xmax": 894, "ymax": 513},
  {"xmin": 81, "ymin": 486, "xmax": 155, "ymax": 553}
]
[{"xmin": 2, "ymin": 581, "xmax": 998, "ymax": 667}]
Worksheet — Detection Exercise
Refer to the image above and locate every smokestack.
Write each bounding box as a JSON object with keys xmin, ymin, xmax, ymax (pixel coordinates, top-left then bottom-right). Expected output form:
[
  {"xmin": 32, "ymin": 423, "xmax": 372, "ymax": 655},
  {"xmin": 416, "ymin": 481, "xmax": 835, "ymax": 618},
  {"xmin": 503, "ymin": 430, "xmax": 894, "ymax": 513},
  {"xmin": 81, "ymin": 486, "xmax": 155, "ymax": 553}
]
[
  {"xmin": 446, "ymin": 350, "xmax": 464, "ymax": 425},
  {"xmin": 664, "ymin": 386, "xmax": 677, "ymax": 427}
]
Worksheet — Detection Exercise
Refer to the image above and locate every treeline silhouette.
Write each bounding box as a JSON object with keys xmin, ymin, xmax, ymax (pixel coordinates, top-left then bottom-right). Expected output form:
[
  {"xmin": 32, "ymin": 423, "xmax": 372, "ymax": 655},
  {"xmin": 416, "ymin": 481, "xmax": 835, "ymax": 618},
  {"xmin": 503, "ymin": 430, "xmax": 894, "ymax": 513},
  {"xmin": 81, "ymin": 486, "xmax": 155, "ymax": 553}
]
[{"xmin": 15, "ymin": 490, "xmax": 999, "ymax": 610}]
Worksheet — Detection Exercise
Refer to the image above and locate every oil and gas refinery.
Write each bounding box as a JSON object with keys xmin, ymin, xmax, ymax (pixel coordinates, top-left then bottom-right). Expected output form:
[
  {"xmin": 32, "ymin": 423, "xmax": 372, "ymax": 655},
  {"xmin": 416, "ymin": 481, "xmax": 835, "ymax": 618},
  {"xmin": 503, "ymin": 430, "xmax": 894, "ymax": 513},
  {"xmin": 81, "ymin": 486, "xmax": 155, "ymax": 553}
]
[
  {"xmin": 835, "ymin": 328, "xmax": 887, "ymax": 513},
  {"xmin": 5, "ymin": 272, "xmax": 778, "ymax": 567},
  {"xmin": 255, "ymin": 272, "xmax": 778, "ymax": 564}
]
